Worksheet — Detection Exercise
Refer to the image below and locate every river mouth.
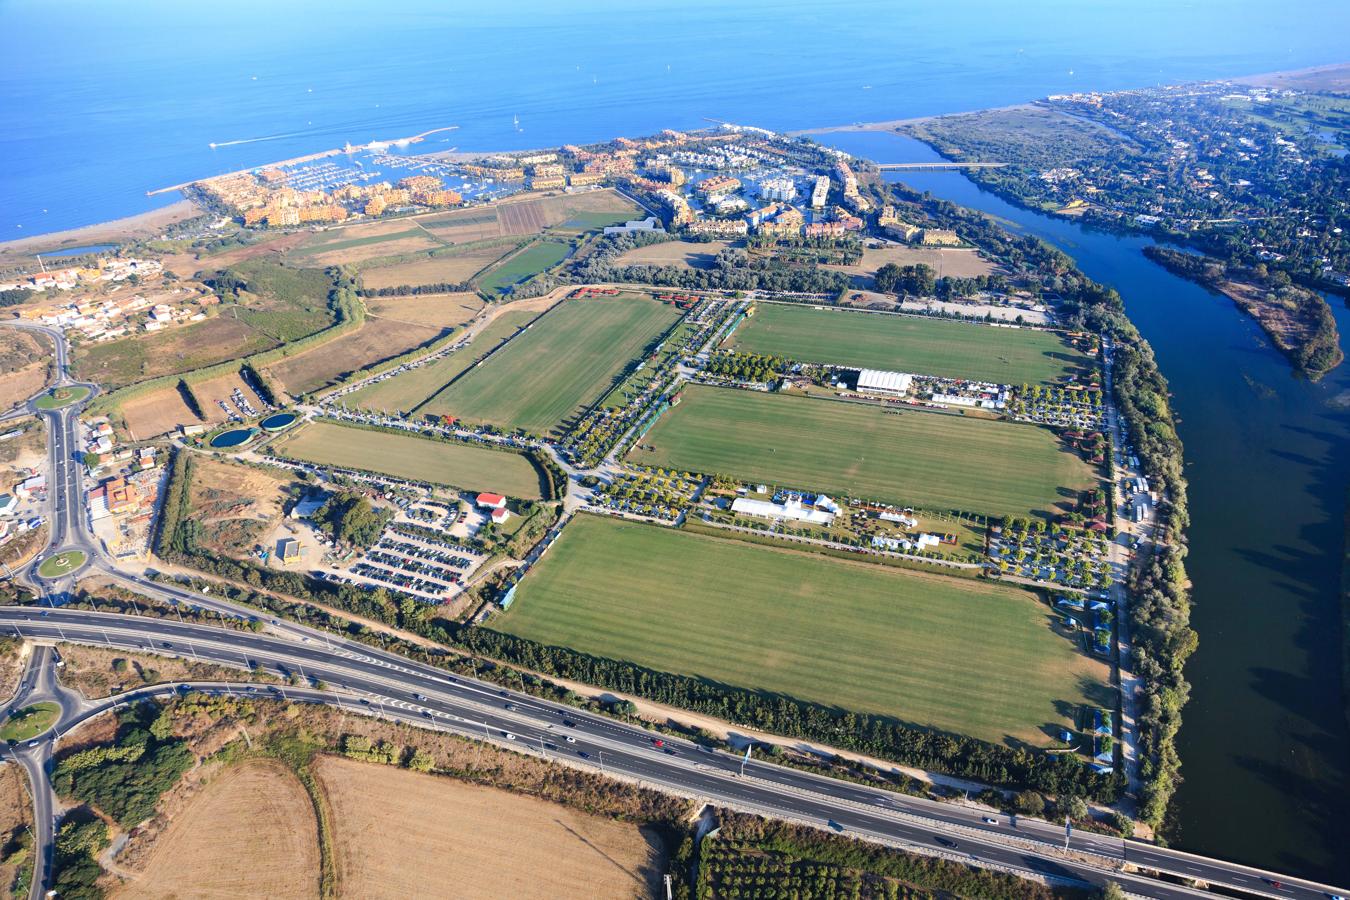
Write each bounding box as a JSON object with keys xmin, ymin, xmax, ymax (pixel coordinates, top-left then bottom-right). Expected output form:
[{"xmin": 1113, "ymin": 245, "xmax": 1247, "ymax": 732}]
[{"xmin": 815, "ymin": 129, "xmax": 1350, "ymax": 883}]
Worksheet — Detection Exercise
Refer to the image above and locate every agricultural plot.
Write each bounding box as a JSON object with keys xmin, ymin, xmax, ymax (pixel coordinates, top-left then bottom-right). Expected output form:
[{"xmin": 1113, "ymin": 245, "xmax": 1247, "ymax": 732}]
[
  {"xmin": 730, "ymin": 304, "xmax": 1090, "ymax": 385},
  {"xmin": 417, "ymin": 189, "xmax": 641, "ymax": 243},
  {"xmin": 317, "ymin": 756, "xmax": 664, "ymax": 900},
  {"xmin": 274, "ymin": 420, "xmax": 543, "ymax": 498},
  {"xmin": 265, "ymin": 317, "xmax": 448, "ymax": 395},
  {"xmin": 499, "ymin": 516, "xmax": 1110, "ymax": 746},
  {"xmin": 359, "ymin": 241, "xmax": 521, "ymax": 289},
  {"xmin": 631, "ymin": 385, "xmax": 1094, "ymax": 520},
  {"xmin": 285, "ymin": 220, "xmax": 443, "ymax": 266},
  {"xmin": 422, "ymin": 294, "xmax": 680, "ymax": 435},
  {"xmin": 350, "ymin": 309, "xmax": 541, "ymax": 414},
  {"xmin": 477, "ymin": 240, "xmax": 571, "ymax": 295},
  {"xmin": 119, "ymin": 386, "xmax": 201, "ymax": 440}
]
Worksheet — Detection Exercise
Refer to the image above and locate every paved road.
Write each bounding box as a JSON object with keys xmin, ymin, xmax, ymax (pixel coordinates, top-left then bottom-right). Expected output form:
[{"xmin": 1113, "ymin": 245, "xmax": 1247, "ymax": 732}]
[{"xmin": 4, "ymin": 607, "xmax": 1346, "ymax": 900}]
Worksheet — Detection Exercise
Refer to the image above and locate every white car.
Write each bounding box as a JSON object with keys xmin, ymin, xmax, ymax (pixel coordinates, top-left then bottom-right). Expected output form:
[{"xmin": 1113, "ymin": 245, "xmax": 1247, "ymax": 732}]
[
  {"xmin": 503, "ymin": 732, "xmax": 516, "ymax": 741},
  {"xmin": 565, "ymin": 736, "xmax": 576, "ymax": 743},
  {"xmin": 982, "ymin": 817, "xmax": 998, "ymax": 825}
]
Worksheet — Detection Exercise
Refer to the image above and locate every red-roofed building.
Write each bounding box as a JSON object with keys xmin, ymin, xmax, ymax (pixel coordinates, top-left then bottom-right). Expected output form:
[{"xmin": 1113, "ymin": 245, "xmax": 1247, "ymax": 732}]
[
  {"xmin": 491, "ymin": 507, "xmax": 511, "ymax": 525},
  {"xmin": 475, "ymin": 492, "xmax": 506, "ymax": 510}
]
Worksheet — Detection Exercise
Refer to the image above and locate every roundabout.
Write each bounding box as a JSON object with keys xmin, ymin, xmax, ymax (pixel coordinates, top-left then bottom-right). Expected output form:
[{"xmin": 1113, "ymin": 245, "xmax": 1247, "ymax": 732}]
[
  {"xmin": 37, "ymin": 550, "xmax": 87, "ymax": 579},
  {"xmin": 34, "ymin": 385, "xmax": 90, "ymax": 410}
]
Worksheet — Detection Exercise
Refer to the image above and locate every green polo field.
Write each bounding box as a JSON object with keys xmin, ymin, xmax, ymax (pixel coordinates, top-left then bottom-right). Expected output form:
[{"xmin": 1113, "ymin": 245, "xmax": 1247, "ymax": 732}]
[
  {"xmin": 274, "ymin": 420, "xmax": 543, "ymax": 498},
  {"xmin": 630, "ymin": 385, "xmax": 1093, "ymax": 520},
  {"xmin": 729, "ymin": 304, "xmax": 1090, "ymax": 385},
  {"xmin": 496, "ymin": 516, "xmax": 1110, "ymax": 746},
  {"xmin": 420, "ymin": 294, "xmax": 680, "ymax": 436}
]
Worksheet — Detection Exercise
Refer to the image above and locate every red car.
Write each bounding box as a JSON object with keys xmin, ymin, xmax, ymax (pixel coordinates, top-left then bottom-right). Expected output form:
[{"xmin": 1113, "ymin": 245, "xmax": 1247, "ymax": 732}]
[{"xmin": 652, "ymin": 738, "xmax": 665, "ymax": 748}]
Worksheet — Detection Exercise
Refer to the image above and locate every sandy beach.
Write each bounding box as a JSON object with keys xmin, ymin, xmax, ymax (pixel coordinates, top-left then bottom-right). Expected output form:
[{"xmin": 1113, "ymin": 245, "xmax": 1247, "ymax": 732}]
[
  {"xmin": 790, "ymin": 102, "xmax": 1039, "ymax": 136},
  {"xmin": 0, "ymin": 198, "xmax": 201, "ymax": 264}
]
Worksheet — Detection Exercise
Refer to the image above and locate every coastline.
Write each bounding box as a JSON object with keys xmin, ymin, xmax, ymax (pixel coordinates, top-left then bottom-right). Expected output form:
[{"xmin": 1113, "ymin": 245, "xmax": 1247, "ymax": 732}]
[
  {"xmin": 0, "ymin": 198, "xmax": 200, "ymax": 264},
  {"xmin": 789, "ymin": 102, "xmax": 1040, "ymax": 137}
]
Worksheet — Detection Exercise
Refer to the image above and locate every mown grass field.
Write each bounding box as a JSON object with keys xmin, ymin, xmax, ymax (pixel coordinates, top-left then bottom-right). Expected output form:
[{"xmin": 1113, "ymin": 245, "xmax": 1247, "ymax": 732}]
[
  {"xmin": 730, "ymin": 304, "xmax": 1090, "ymax": 385},
  {"xmin": 477, "ymin": 240, "xmax": 571, "ymax": 295},
  {"xmin": 423, "ymin": 295, "xmax": 679, "ymax": 435},
  {"xmin": 349, "ymin": 309, "xmax": 541, "ymax": 415},
  {"xmin": 631, "ymin": 385, "xmax": 1093, "ymax": 519},
  {"xmin": 274, "ymin": 420, "xmax": 543, "ymax": 498},
  {"xmin": 498, "ymin": 516, "xmax": 1110, "ymax": 745}
]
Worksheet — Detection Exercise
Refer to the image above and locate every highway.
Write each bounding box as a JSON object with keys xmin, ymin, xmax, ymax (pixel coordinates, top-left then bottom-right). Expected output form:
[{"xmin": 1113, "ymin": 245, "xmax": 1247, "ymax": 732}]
[{"xmin": 4, "ymin": 326, "xmax": 1348, "ymax": 900}]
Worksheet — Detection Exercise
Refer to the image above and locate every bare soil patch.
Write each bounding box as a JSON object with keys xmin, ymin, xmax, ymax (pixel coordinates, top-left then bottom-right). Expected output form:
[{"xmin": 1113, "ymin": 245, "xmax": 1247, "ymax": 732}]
[
  {"xmin": 0, "ymin": 639, "xmax": 24, "ymax": 704},
  {"xmin": 366, "ymin": 292, "xmax": 484, "ymax": 328},
  {"xmin": 615, "ymin": 239, "xmax": 731, "ymax": 270},
  {"xmin": 109, "ymin": 760, "xmax": 320, "ymax": 900},
  {"xmin": 0, "ymin": 199, "xmax": 200, "ymax": 266},
  {"xmin": 266, "ymin": 317, "xmax": 448, "ymax": 395},
  {"xmin": 190, "ymin": 371, "xmax": 264, "ymax": 420},
  {"xmin": 316, "ymin": 756, "xmax": 664, "ymax": 900},
  {"xmin": 187, "ymin": 456, "xmax": 293, "ymax": 557}
]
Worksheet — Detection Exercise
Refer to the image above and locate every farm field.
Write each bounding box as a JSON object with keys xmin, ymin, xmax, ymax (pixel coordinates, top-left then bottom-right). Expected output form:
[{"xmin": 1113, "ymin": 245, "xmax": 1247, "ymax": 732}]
[
  {"xmin": 359, "ymin": 241, "xmax": 520, "ymax": 289},
  {"xmin": 477, "ymin": 240, "xmax": 571, "ymax": 295},
  {"xmin": 417, "ymin": 189, "xmax": 641, "ymax": 243},
  {"xmin": 265, "ymin": 317, "xmax": 448, "ymax": 396},
  {"xmin": 614, "ymin": 239, "xmax": 733, "ymax": 269},
  {"xmin": 422, "ymin": 294, "xmax": 679, "ymax": 435},
  {"xmin": 285, "ymin": 220, "xmax": 443, "ymax": 266},
  {"xmin": 274, "ymin": 420, "xmax": 543, "ymax": 498},
  {"xmin": 630, "ymin": 385, "xmax": 1094, "ymax": 519},
  {"xmin": 366, "ymin": 292, "xmax": 484, "ymax": 328},
  {"xmin": 498, "ymin": 516, "xmax": 1110, "ymax": 746},
  {"xmin": 119, "ymin": 385, "xmax": 200, "ymax": 439},
  {"xmin": 110, "ymin": 760, "xmax": 319, "ymax": 900},
  {"xmin": 351, "ymin": 308, "xmax": 541, "ymax": 414},
  {"xmin": 316, "ymin": 755, "xmax": 664, "ymax": 899},
  {"xmin": 730, "ymin": 304, "xmax": 1090, "ymax": 385}
]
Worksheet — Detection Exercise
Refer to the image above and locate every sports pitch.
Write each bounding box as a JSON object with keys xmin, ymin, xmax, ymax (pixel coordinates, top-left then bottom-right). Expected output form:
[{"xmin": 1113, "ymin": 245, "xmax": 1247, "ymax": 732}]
[
  {"xmin": 496, "ymin": 516, "xmax": 1111, "ymax": 746},
  {"xmin": 630, "ymin": 385, "xmax": 1094, "ymax": 519},
  {"xmin": 274, "ymin": 420, "xmax": 543, "ymax": 498},
  {"xmin": 729, "ymin": 304, "xmax": 1090, "ymax": 385},
  {"xmin": 349, "ymin": 310, "xmax": 541, "ymax": 415},
  {"xmin": 421, "ymin": 295, "xmax": 680, "ymax": 436}
]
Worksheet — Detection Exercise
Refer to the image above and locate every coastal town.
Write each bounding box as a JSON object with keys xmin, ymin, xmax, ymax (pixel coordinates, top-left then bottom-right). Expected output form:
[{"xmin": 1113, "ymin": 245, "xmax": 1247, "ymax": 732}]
[{"xmin": 0, "ymin": 49, "xmax": 1345, "ymax": 899}]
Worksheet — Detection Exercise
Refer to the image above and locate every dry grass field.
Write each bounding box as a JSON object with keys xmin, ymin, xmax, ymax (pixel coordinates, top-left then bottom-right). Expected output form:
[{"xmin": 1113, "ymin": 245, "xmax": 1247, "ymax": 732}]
[
  {"xmin": 111, "ymin": 760, "xmax": 320, "ymax": 900},
  {"xmin": 366, "ymin": 292, "xmax": 484, "ymax": 329},
  {"xmin": 360, "ymin": 246, "xmax": 514, "ymax": 289},
  {"xmin": 316, "ymin": 756, "xmax": 664, "ymax": 900},
  {"xmin": 826, "ymin": 245, "xmax": 996, "ymax": 281},
  {"xmin": 53, "ymin": 643, "xmax": 268, "ymax": 699},
  {"xmin": 614, "ymin": 239, "xmax": 733, "ymax": 269},
  {"xmin": 119, "ymin": 386, "xmax": 199, "ymax": 440},
  {"xmin": 265, "ymin": 317, "xmax": 448, "ymax": 395},
  {"xmin": 74, "ymin": 315, "xmax": 276, "ymax": 389},
  {"xmin": 0, "ymin": 765, "xmax": 32, "ymax": 892},
  {"xmin": 0, "ymin": 330, "xmax": 52, "ymax": 412},
  {"xmin": 286, "ymin": 220, "xmax": 443, "ymax": 266},
  {"xmin": 187, "ymin": 456, "xmax": 292, "ymax": 557}
]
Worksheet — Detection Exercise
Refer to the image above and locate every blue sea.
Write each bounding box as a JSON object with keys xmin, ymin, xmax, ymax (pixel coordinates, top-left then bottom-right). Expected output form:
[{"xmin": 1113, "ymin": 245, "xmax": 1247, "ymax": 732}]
[{"xmin": 3, "ymin": 0, "xmax": 1349, "ymax": 239}]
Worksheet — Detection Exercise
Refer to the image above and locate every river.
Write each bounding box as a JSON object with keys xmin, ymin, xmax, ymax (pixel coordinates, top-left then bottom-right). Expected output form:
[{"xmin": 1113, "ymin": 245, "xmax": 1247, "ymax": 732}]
[{"xmin": 816, "ymin": 131, "xmax": 1350, "ymax": 883}]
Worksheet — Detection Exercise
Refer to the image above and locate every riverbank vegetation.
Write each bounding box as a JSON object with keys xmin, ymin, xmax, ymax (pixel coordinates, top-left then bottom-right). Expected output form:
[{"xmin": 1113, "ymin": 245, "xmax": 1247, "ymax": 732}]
[{"xmin": 1142, "ymin": 246, "xmax": 1342, "ymax": 379}]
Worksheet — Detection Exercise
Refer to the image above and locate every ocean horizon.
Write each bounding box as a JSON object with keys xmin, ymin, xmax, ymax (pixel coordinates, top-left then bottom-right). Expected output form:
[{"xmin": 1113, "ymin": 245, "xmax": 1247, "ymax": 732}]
[{"xmin": 4, "ymin": 0, "xmax": 1349, "ymax": 240}]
